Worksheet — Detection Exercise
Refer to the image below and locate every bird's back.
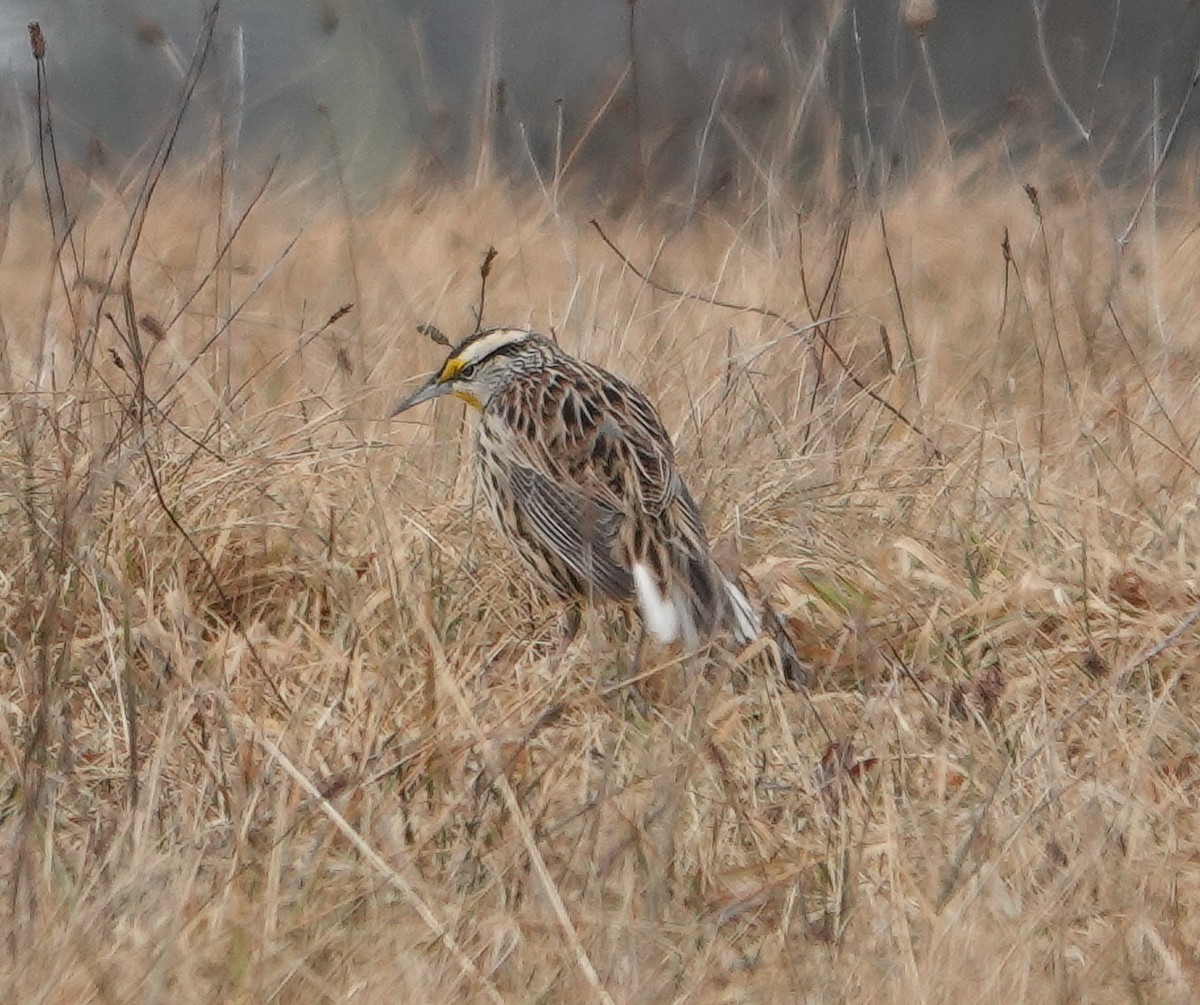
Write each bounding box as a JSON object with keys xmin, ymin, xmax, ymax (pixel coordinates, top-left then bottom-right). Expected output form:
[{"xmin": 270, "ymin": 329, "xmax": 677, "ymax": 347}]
[{"xmin": 474, "ymin": 338, "xmax": 753, "ymax": 646}]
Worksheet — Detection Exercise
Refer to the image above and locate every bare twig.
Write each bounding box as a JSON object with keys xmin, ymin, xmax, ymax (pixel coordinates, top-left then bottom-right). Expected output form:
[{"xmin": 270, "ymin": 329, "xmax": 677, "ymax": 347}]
[
  {"xmin": 1024, "ymin": 184, "xmax": 1078, "ymax": 411},
  {"xmin": 590, "ymin": 217, "xmax": 945, "ymax": 461},
  {"xmin": 626, "ymin": 0, "xmax": 646, "ymax": 197},
  {"xmin": 417, "ymin": 323, "xmax": 451, "ymax": 347},
  {"xmin": 164, "ymin": 158, "xmax": 279, "ymax": 335},
  {"xmin": 154, "ymin": 226, "xmax": 305, "ymax": 414},
  {"xmin": 850, "ymin": 9, "xmax": 876, "ymax": 182},
  {"xmin": 1087, "ymin": 0, "xmax": 1123, "ymax": 130},
  {"xmin": 1031, "ymin": 0, "xmax": 1091, "ymax": 144},
  {"xmin": 1118, "ymin": 54, "xmax": 1200, "ymax": 248},
  {"xmin": 560, "ymin": 65, "xmax": 631, "ymax": 179},
  {"xmin": 82, "ymin": 4, "xmax": 220, "ymax": 379},
  {"xmin": 474, "ymin": 246, "xmax": 498, "ymax": 331},
  {"xmin": 879, "ymin": 210, "xmax": 923, "ymax": 413},
  {"xmin": 27, "ymin": 23, "xmax": 79, "ymax": 329}
]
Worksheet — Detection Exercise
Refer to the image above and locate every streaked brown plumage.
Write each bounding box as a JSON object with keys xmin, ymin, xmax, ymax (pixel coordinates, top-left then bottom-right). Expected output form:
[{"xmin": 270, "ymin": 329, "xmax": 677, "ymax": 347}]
[{"xmin": 392, "ymin": 326, "xmax": 805, "ymax": 679}]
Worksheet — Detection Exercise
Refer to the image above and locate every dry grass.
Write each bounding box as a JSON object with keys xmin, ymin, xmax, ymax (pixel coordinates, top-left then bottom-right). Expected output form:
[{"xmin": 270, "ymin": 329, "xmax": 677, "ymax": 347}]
[{"xmin": 2, "ymin": 138, "xmax": 1200, "ymax": 1005}]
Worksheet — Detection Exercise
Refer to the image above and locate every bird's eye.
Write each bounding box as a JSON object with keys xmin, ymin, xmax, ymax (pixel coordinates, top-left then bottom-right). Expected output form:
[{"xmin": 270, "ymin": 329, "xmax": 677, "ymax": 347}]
[{"xmin": 459, "ymin": 362, "xmax": 477, "ymax": 379}]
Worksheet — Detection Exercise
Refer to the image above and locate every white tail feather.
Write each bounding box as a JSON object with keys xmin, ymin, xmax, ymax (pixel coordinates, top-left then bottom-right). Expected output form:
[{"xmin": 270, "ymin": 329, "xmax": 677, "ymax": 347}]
[
  {"xmin": 633, "ymin": 563, "xmax": 680, "ymax": 644},
  {"xmin": 635, "ymin": 562, "xmax": 760, "ymax": 648}
]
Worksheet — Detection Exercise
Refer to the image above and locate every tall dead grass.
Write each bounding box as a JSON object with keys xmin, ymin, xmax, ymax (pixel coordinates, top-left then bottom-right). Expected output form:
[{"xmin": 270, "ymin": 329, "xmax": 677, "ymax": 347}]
[{"xmin": 2, "ymin": 86, "xmax": 1200, "ymax": 1003}]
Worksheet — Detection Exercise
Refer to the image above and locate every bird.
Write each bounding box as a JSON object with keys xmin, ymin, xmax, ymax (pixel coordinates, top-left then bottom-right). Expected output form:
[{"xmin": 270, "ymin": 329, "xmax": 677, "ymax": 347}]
[{"xmin": 391, "ymin": 325, "xmax": 807, "ymax": 683}]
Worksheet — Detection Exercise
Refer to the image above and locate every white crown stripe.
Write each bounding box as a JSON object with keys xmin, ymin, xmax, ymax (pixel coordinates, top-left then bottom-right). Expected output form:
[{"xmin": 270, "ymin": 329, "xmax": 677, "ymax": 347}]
[{"xmin": 456, "ymin": 328, "xmax": 533, "ymax": 365}]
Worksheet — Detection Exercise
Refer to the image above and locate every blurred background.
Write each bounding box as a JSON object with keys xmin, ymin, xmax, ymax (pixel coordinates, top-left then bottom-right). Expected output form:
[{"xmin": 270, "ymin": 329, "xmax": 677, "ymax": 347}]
[{"xmin": 2, "ymin": 0, "xmax": 1199, "ymax": 207}]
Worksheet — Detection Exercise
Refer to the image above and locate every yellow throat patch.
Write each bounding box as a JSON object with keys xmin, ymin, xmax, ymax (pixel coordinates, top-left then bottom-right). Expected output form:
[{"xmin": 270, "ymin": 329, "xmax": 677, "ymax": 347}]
[{"xmin": 452, "ymin": 388, "xmax": 483, "ymax": 409}]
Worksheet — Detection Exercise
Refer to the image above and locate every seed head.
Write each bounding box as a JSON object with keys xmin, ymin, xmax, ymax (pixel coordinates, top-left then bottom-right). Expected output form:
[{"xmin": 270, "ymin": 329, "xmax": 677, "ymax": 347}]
[
  {"xmin": 903, "ymin": 0, "xmax": 937, "ymax": 37},
  {"xmin": 28, "ymin": 22, "xmax": 46, "ymax": 61}
]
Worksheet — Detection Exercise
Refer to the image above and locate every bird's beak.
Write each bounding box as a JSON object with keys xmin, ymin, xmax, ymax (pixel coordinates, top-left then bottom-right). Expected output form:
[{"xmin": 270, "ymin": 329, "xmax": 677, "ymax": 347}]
[{"xmin": 390, "ymin": 376, "xmax": 448, "ymax": 417}]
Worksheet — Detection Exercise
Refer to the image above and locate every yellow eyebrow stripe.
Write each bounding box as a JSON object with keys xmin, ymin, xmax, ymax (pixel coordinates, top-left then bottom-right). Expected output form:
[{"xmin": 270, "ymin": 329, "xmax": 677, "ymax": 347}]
[
  {"xmin": 436, "ymin": 328, "xmax": 531, "ymax": 383},
  {"xmin": 438, "ymin": 357, "xmax": 465, "ymax": 382}
]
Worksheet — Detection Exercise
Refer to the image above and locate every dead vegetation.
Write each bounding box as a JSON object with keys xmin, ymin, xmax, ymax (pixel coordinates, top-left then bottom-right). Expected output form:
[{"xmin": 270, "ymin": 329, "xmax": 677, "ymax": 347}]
[{"xmin": 4, "ymin": 20, "xmax": 1200, "ymax": 1003}]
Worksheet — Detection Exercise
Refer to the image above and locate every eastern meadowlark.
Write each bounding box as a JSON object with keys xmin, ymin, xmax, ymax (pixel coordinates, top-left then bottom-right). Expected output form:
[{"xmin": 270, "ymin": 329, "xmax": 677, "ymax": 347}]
[{"xmin": 392, "ymin": 326, "xmax": 805, "ymax": 682}]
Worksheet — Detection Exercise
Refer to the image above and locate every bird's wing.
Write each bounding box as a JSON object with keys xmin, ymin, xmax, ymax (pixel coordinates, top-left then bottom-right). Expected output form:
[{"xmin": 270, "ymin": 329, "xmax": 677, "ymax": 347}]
[
  {"xmin": 486, "ymin": 365, "xmax": 707, "ymax": 602},
  {"xmin": 505, "ymin": 463, "xmax": 633, "ymax": 601}
]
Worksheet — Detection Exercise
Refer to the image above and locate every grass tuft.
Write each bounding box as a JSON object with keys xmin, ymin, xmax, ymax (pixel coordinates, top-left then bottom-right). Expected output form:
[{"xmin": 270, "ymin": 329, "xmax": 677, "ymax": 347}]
[{"xmin": 2, "ymin": 109, "xmax": 1200, "ymax": 1003}]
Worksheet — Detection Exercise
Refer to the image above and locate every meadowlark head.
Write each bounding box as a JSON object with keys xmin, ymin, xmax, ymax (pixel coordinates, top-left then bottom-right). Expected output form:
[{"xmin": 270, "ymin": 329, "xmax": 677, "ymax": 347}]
[{"xmin": 390, "ymin": 326, "xmax": 539, "ymax": 416}]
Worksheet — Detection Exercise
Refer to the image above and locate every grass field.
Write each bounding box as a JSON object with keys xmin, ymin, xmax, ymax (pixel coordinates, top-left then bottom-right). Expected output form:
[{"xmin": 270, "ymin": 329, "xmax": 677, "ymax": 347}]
[{"xmin": 2, "ymin": 131, "xmax": 1200, "ymax": 1004}]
